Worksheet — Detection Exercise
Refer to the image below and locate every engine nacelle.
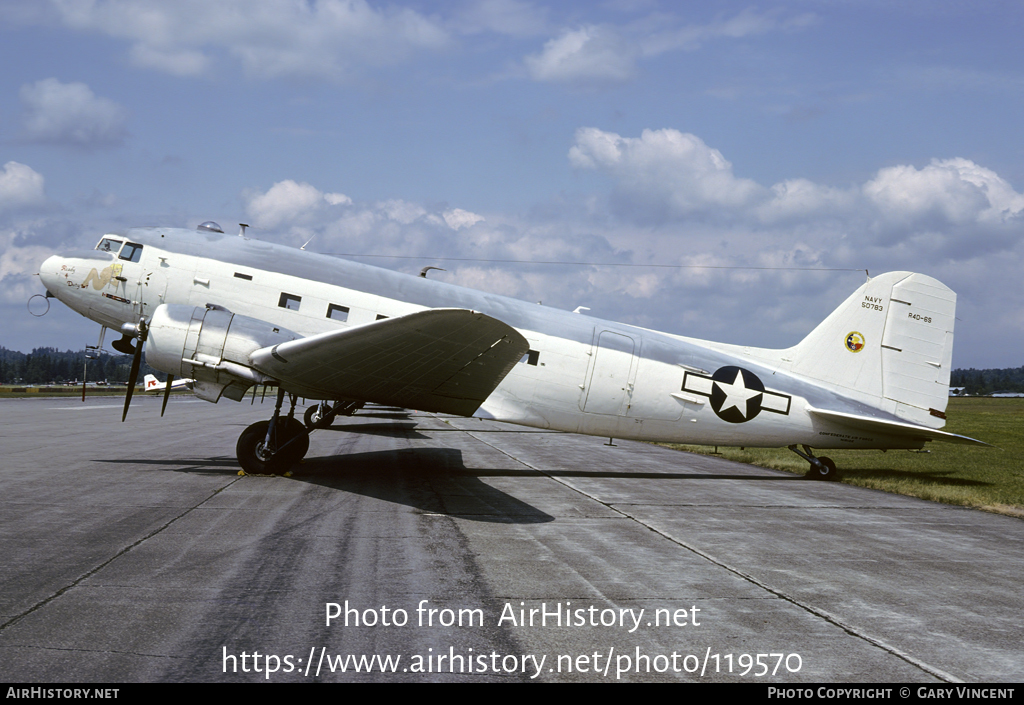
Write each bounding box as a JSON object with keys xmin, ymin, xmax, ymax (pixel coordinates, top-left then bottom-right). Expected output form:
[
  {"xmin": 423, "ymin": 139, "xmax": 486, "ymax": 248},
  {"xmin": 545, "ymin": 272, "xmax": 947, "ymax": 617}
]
[{"xmin": 147, "ymin": 304, "xmax": 299, "ymax": 402}]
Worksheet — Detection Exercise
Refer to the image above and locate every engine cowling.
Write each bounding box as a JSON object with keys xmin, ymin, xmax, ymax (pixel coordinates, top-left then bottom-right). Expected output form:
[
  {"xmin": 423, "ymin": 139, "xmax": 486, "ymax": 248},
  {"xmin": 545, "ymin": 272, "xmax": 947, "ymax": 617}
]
[{"xmin": 147, "ymin": 304, "xmax": 299, "ymax": 402}]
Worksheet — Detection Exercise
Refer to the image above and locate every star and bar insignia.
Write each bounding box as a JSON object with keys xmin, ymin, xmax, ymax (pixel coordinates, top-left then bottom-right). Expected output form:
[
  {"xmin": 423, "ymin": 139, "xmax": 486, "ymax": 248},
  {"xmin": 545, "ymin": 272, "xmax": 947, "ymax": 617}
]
[{"xmin": 681, "ymin": 366, "xmax": 791, "ymax": 424}]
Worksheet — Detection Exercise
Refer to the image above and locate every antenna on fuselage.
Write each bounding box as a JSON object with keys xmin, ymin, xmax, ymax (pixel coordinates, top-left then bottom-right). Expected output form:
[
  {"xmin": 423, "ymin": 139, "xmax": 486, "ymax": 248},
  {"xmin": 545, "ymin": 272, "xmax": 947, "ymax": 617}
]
[
  {"xmin": 239, "ymin": 223, "xmax": 249, "ymax": 237},
  {"xmin": 419, "ymin": 266, "xmax": 446, "ymax": 278},
  {"xmin": 300, "ymin": 235, "xmax": 315, "ymax": 250}
]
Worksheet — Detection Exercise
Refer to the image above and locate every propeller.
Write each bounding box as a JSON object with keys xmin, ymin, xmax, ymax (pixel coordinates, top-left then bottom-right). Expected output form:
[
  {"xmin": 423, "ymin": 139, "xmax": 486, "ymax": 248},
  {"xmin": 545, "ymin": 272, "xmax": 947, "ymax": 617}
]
[
  {"xmin": 121, "ymin": 318, "xmax": 148, "ymax": 422},
  {"xmin": 161, "ymin": 374, "xmax": 174, "ymax": 417}
]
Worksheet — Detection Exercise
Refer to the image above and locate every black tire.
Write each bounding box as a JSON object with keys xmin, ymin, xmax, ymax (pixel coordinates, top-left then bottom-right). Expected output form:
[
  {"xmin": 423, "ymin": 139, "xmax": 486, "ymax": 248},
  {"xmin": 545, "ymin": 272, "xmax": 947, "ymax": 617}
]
[
  {"xmin": 809, "ymin": 457, "xmax": 839, "ymax": 481},
  {"xmin": 303, "ymin": 404, "xmax": 331, "ymax": 430},
  {"xmin": 236, "ymin": 418, "xmax": 310, "ymax": 474}
]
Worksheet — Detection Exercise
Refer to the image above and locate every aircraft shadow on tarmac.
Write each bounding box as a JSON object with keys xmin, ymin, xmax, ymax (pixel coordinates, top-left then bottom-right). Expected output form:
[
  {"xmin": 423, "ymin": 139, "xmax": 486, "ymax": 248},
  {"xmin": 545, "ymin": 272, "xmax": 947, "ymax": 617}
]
[
  {"xmin": 95, "ymin": 456, "xmax": 242, "ymax": 471},
  {"xmin": 318, "ymin": 421, "xmax": 432, "ymax": 438},
  {"xmin": 297, "ymin": 447, "xmax": 555, "ymax": 524},
  {"xmin": 92, "ymin": 447, "xmax": 555, "ymax": 523}
]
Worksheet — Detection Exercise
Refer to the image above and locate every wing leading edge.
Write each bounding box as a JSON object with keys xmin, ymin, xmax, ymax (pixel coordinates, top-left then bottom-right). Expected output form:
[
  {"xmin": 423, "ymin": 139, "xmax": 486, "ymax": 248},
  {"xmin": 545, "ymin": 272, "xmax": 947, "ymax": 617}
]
[{"xmin": 249, "ymin": 308, "xmax": 530, "ymax": 415}]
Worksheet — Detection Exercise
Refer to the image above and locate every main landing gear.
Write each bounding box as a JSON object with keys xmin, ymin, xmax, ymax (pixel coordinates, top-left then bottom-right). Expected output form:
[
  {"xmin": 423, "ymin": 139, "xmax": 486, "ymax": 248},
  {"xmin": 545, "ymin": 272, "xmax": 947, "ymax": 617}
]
[
  {"xmin": 236, "ymin": 387, "xmax": 310, "ymax": 475},
  {"xmin": 235, "ymin": 393, "xmax": 366, "ymax": 474},
  {"xmin": 788, "ymin": 444, "xmax": 840, "ymax": 481}
]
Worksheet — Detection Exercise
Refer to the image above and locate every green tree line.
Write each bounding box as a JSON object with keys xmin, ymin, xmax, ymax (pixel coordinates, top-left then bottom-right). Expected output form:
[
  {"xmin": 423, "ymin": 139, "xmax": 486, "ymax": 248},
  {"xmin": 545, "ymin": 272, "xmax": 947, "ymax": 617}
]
[
  {"xmin": 0, "ymin": 347, "xmax": 159, "ymax": 385},
  {"xmin": 950, "ymin": 367, "xmax": 1024, "ymax": 396}
]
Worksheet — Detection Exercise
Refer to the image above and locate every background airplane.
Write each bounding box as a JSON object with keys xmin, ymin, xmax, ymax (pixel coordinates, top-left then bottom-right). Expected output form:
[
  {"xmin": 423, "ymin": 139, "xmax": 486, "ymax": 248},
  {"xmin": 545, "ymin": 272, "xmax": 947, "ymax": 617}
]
[
  {"xmin": 37, "ymin": 222, "xmax": 983, "ymax": 478},
  {"xmin": 144, "ymin": 374, "xmax": 194, "ymax": 393}
]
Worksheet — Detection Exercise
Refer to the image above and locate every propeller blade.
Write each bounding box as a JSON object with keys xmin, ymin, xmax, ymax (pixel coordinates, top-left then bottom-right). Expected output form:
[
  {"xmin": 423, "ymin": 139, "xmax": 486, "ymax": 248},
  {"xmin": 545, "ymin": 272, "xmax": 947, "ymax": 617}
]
[
  {"xmin": 161, "ymin": 374, "xmax": 174, "ymax": 417},
  {"xmin": 121, "ymin": 319, "xmax": 148, "ymax": 422}
]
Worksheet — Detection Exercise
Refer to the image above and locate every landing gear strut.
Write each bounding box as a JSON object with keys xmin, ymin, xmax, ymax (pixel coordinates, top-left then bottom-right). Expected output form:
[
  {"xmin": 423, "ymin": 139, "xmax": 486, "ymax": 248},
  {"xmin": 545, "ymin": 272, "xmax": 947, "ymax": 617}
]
[
  {"xmin": 303, "ymin": 400, "xmax": 364, "ymax": 430},
  {"xmin": 789, "ymin": 444, "xmax": 839, "ymax": 481},
  {"xmin": 236, "ymin": 387, "xmax": 310, "ymax": 474}
]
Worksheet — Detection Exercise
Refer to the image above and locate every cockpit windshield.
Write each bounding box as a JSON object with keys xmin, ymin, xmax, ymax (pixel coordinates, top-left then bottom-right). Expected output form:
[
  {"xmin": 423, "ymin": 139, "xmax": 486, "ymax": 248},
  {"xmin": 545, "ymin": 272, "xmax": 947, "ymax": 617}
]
[
  {"xmin": 96, "ymin": 237, "xmax": 123, "ymax": 254},
  {"xmin": 119, "ymin": 242, "xmax": 143, "ymax": 262}
]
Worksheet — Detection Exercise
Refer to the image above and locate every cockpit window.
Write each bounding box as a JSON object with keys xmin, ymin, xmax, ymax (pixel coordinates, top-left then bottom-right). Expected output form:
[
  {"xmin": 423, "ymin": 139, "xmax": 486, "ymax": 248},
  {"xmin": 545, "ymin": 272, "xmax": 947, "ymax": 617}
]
[
  {"xmin": 119, "ymin": 242, "xmax": 143, "ymax": 262},
  {"xmin": 96, "ymin": 237, "xmax": 123, "ymax": 254}
]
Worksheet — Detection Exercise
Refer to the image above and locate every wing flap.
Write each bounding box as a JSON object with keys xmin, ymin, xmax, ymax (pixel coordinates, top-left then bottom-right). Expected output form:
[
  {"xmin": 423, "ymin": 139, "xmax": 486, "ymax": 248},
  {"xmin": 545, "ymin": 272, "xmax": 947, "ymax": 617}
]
[
  {"xmin": 807, "ymin": 406, "xmax": 988, "ymax": 446},
  {"xmin": 249, "ymin": 308, "xmax": 529, "ymax": 415}
]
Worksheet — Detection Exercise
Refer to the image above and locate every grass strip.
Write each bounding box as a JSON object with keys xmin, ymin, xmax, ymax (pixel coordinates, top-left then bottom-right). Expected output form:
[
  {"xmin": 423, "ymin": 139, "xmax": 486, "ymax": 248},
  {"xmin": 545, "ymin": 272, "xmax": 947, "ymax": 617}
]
[{"xmin": 659, "ymin": 398, "xmax": 1024, "ymax": 517}]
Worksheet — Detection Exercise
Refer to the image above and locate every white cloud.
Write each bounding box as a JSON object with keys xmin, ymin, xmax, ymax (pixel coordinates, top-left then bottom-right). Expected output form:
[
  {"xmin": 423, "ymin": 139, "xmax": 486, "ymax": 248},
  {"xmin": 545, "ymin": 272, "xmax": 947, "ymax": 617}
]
[
  {"xmin": 571, "ymin": 127, "xmax": 1024, "ymax": 246},
  {"xmin": 441, "ymin": 266, "xmax": 526, "ymax": 298},
  {"xmin": 570, "ymin": 127, "xmax": 765, "ymax": 215},
  {"xmin": 640, "ymin": 7, "xmax": 816, "ymax": 56},
  {"xmin": 19, "ymin": 78, "xmax": 127, "ymax": 148},
  {"xmin": 0, "ymin": 162, "xmax": 45, "ymax": 212},
  {"xmin": 378, "ymin": 199, "xmax": 428, "ymax": 224},
  {"xmin": 524, "ymin": 9, "xmax": 815, "ymax": 83},
  {"xmin": 324, "ymin": 192, "xmax": 352, "ymax": 207},
  {"xmin": 443, "ymin": 208, "xmax": 484, "ymax": 230},
  {"xmin": 525, "ymin": 25, "xmax": 635, "ymax": 82},
  {"xmin": 245, "ymin": 180, "xmax": 351, "ymax": 229},
  {"xmin": 864, "ymin": 158, "xmax": 1024, "ymax": 225},
  {"xmin": 757, "ymin": 179, "xmax": 857, "ymax": 222},
  {"xmin": 0, "ymin": 236, "xmax": 51, "ymax": 283},
  {"xmin": 50, "ymin": 0, "xmax": 449, "ymax": 80}
]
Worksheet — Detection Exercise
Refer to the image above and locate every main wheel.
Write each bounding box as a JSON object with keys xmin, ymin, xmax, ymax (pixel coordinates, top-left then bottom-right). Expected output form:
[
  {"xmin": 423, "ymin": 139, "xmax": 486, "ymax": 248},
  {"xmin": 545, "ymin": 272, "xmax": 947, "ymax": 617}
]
[
  {"xmin": 808, "ymin": 457, "xmax": 839, "ymax": 481},
  {"xmin": 236, "ymin": 418, "xmax": 310, "ymax": 474},
  {"xmin": 304, "ymin": 403, "xmax": 332, "ymax": 430}
]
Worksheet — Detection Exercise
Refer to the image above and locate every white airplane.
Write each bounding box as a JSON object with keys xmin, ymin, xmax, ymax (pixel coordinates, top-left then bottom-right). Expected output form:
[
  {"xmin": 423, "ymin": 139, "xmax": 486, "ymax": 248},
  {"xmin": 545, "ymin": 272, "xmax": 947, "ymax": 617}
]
[
  {"xmin": 144, "ymin": 374, "xmax": 193, "ymax": 392},
  {"xmin": 37, "ymin": 221, "xmax": 983, "ymax": 477}
]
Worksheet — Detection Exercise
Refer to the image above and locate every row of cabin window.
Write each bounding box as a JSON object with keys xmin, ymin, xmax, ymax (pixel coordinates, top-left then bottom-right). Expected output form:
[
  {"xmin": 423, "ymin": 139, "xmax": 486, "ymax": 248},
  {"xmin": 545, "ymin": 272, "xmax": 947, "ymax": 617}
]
[
  {"xmin": 277, "ymin": 292, "xmax": 387, "ymax": 322},
  {"xmin": 275, "ymin": 287, "xmax": 540, "ymax": 367}
]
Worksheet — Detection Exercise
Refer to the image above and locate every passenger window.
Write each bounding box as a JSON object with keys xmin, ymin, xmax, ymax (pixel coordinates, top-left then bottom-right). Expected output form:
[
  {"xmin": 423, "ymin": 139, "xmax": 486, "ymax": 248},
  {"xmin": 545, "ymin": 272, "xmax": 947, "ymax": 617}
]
[
  {"xmin": 96, "ymin": 237, "xmax": 123, "ymax": 254},
  {"xmin": 278, "ymin": 293, "xmax": 302, "ymax": 311},
  {"xmin": 327, "ymin": 304, "xmax": 349, "ymax": 321},
  {"xmin": 118, "ymin": 243, "xmax": 143, "ymax": 262}
]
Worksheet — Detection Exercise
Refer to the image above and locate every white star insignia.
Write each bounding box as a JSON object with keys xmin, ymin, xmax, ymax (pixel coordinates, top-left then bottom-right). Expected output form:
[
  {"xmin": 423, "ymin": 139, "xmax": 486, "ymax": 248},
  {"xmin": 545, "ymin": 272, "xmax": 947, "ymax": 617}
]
[{"xmin": 714, "ymin": 370, "xmax": 760, "ymax": 419}]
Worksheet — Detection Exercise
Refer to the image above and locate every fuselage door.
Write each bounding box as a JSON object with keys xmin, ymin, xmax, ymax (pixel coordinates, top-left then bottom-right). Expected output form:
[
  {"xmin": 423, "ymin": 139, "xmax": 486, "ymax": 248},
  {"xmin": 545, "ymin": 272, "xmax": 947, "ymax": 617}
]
[
  {"xmin": 134, "ymin": 268, "xmax": 167, "ymax": 318},
  {"xmin": 582, "ymin": 330, "xmax": 638, "ymax": 415}
]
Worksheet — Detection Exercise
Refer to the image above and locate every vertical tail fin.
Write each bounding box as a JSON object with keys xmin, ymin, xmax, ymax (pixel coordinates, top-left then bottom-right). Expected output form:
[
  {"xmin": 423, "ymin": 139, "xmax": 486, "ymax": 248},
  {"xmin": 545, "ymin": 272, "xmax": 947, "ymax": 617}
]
[{"xmin": 787, "ymin": 272, "xmax": 956, "ymax": 428}]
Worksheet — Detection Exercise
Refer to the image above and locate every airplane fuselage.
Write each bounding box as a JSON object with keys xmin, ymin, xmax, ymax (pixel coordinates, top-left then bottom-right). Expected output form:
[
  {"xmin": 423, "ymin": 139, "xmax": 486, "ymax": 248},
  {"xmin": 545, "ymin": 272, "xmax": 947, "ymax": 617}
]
[{"xmin": 40, "ymin": 226, "xmax": 949, "ymax": 452}]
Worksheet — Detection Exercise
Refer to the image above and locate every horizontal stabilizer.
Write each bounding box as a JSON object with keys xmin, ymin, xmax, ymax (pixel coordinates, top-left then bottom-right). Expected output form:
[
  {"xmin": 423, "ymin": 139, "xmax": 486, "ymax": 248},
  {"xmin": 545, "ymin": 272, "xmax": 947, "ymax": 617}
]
[
  {"xmin": 807, "ymin": 406, "xmax": 988, "ymax": 446},
  {"xmin": 250, "ymin": 308, "xmax": 529, "ymax": 415}
]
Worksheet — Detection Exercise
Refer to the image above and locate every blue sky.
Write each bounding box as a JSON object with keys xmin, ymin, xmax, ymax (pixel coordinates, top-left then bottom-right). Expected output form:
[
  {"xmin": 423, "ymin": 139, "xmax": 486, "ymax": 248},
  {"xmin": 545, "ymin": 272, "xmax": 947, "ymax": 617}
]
[{"xmin": 2, "ymin": 0, "xmax": 1022, "ymax": 368}]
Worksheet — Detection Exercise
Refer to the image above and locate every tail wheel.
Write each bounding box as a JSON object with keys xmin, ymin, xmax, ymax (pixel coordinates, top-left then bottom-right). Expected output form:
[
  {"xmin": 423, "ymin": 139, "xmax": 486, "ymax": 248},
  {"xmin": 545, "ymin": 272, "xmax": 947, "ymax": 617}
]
[
  {"xmin": 811, "ymin": 457, "xmax": 839, "ymax": 481},
  {"xmin": 304, "ymin": 403, "xmax": 332, "ymax": 430},
  {"xmin": 237, "ymin": 418, "xmax": 310, "ymax": 474}
]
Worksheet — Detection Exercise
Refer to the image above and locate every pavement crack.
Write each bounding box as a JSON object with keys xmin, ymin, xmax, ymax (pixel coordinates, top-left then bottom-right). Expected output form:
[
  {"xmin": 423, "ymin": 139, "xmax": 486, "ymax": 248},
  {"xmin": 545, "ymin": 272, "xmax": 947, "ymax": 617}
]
[
  {"xmin": 0, "ymin": 476, "xmax": 244, "ymax": 635},
  {"xmin": 2, "ymin": 643, "xmax": 184, "ymax": 659},
  {"xmin": 463, "ymin": 429, "xmax": 963, "ymax": 684}
]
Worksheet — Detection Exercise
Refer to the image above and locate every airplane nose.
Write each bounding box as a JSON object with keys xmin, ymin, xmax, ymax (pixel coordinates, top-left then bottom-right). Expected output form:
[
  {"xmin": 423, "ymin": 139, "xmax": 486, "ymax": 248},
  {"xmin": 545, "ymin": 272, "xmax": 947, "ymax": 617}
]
[{"xmin": 39, "ymin": 255, "xmax": 63, "ymax": 295}]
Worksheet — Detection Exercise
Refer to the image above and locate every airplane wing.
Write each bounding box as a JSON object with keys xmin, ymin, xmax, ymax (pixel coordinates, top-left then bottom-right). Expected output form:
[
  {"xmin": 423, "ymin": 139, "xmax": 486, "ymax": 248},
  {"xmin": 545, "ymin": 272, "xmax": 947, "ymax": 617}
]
[
  {"xmin": 806, "ymin": 407, "xmax": 989, "ymax": 446},
  {"xmin": 249, "ymin": 308, "xmax": 529, "ymax": 416}
]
